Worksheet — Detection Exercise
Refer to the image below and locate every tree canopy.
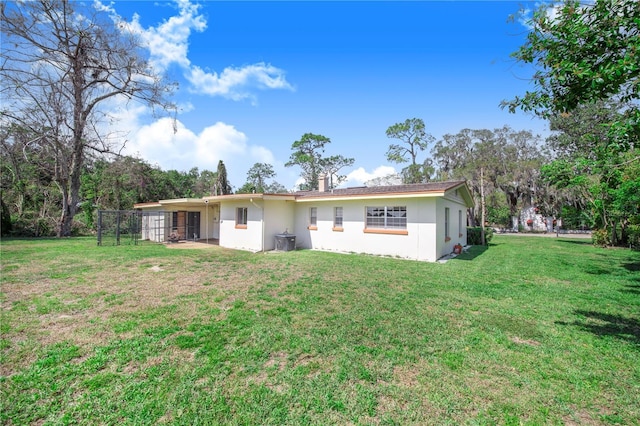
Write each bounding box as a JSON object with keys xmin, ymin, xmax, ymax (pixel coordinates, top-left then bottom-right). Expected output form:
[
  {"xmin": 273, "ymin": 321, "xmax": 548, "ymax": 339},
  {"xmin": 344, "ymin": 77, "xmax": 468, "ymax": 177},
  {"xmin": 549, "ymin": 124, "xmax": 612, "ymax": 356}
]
[
  {"xmin": 432, "ymin": 127, "xmax": 545, "ymax": 227},
  {"xmin": 385, "ymin": 118, "xmax": 435, "ymax": 183},
  {"xmin": 0, "ymin": 0, "xmax": 175, "ymax": 236},
  {"xmin": 503, "ymin": 0, "xmax": 639, "ymax": 148},
  {"xmin": 503, "ymin": 0, "xmax": 640, "ymax": 245},
  {"xmin": 286, "ymin": 133, "xmax": 354, "ymax": 190},
  {"xmin": 237, "ymin": 163, "xmax": 287, "ymax": 194},
  {"xmin": 213, "ymin": 161, "xmax": 232, "ymax": 195}
]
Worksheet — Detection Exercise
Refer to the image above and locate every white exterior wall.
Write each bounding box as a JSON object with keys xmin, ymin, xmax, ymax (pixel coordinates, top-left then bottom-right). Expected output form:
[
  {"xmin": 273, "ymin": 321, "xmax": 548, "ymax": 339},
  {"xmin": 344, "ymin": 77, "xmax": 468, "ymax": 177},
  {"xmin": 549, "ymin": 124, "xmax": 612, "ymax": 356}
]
[
  {"xmin": 262, "ymin": 200, "xmax": 296, "ymax": 250},
  {"xmin": 293, "ymin": 197, "xmax": 441, "ymax": 262},
  {"xmin": 219, "ymin": 200, "xmax": 264, "ymax": 252},
  {"xmin": 415, "ymin": 198, "xmax": 438, "ymax": 262},
  {"xmin": 436, "ymin": 190, "xmax": 469, "ymax": 259},
  {"xmin": 137, "ymin": 184, "xmax": 471, "ymax": 261}
]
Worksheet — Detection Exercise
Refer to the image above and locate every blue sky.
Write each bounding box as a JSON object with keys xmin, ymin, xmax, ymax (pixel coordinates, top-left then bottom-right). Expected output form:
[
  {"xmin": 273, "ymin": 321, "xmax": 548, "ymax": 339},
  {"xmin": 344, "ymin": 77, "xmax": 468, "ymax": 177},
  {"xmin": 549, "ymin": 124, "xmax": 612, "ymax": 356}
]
[{"xmin": 100, "ymin": 0, "xmax": 546, "ymax": 191}]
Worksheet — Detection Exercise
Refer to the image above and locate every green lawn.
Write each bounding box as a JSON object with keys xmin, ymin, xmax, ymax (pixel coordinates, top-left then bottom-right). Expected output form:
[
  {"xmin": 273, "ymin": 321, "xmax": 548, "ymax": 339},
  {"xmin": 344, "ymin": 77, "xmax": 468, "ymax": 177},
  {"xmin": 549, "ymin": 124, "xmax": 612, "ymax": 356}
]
[{"xmin": 1, "ymin": 236, "xmax": 638, "ymax": 425}]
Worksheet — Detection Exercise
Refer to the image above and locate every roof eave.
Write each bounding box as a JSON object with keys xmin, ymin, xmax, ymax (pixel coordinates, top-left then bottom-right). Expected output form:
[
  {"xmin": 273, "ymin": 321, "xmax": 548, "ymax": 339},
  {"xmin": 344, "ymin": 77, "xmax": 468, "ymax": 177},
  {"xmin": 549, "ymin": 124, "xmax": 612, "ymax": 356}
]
[
  {"xmin": 202, "ymin": 193, "xmax": 296, "ymax": 202},
  {"xmin": 134, "ymin": 202, "xmax": 162, "ymax": 209},
  {"xmin": 294, "ymin": 191, "xmax": 448, "ymax": 202}
]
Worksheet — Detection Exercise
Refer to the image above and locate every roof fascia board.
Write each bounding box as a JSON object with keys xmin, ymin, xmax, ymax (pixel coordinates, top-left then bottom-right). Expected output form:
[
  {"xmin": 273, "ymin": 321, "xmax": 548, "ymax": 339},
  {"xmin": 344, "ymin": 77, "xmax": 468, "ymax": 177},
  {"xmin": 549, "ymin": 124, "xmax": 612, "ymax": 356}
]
[
  {"xmin": 294, "ymin": 192, "xmax": 446, "ymax": 203},
  {"xmin": 202, "ymin": 194, "xmax": 296, "ymax": 202},
  {"xmin": 158, "ymin": 198, "xmax": 204, "ymax": 204},
  {"xmin": 134, "ymin": 202, "xmax": 162, "ymax": 209}
]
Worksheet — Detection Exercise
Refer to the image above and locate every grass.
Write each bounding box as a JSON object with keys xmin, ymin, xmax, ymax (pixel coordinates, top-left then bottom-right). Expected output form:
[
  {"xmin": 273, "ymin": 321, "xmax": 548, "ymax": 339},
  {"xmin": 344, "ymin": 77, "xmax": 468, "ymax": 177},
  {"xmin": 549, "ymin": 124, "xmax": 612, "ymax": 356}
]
[{"xmin": 1, "ymin": 236, "xmax": 639, "ymax": 425}]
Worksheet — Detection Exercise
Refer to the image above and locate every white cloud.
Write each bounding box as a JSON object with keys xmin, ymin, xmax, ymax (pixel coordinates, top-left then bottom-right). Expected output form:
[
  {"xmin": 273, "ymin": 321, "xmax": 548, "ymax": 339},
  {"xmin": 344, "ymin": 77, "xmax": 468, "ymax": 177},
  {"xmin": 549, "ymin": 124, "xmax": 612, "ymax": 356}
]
[
  {"xmin": 249, "ymin": 146, "xmax": 276, "ymax": 165},
  {"xmin": 139, "ymin": 1, "xmax": 206, "ymax": 72},
  {"xmin": 90, "ymin": 0, "xmax": 295, "ymax": 189},
  {"xmin": 195, "ymin": 122, "xmax": 248, "ymax": 165},
  {"xmin": 99, "ymin": 96, "xmax": 281, "ymax": 190},
  {"xmin": 178, "ymin": 101, "xmax": 195, "ymax": 114},
  {"xmin": 188, "ymin": 63, "xmax": 294, "ymax": 103},
  {"xmin": 115, "ymin": 113, "xmax": 278, "ymax": 188},
  {"xmin": 96, "ymin": 0, "xmax": 205, "ymax": 72},
  {"xmin": 97, "ymin": 0, "xmax": 293, "ymax": 102},
  {"xmin": 294, "ymin": 176, "xmax": 306, "ymax": 191},
  {"xmin": 341, "ymin": 166, "xmax": 399, "ymax": 187},
  {"xmin": 128, "ymin": 117, "xmax": 197, "ymax": 167},
  {"xmin": 288, "ymin": 165, "xmax": 400, "ymax": 191}
]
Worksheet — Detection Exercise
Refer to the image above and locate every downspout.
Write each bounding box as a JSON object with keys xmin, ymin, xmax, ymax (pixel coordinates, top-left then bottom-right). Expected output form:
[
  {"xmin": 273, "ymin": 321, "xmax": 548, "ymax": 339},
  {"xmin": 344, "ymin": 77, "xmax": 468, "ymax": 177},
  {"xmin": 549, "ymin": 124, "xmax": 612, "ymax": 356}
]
[
  {"xmin": 204, "ymin": 200, "xmax": 209, "ymax": 244},
  {"xmin": 250, "ymin": 198, "xmax": 265, "ymax": 252}
]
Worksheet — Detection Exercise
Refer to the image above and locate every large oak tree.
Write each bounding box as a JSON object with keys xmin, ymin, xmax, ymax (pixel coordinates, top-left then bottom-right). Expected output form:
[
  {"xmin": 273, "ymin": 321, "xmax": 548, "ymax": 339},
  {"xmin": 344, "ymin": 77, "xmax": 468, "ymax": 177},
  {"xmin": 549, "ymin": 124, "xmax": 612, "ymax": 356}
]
[
  {"xmin": 503, "ymin": 0, "xmax": 640, "ymax": 245},
  {"xmin": 432, "ymin": 127, "xmax": 545, "ymax": 228},
  {"xmin": 1, "ymin": 0, "xmax": 175, "ymax": 236}
]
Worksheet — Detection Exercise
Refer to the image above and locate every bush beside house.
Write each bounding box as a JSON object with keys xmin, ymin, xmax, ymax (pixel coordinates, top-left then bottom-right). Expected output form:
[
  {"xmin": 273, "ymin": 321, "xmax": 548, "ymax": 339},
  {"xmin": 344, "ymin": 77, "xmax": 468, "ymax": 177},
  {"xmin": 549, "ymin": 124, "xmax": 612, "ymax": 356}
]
[{"xmin": 467, "ymin": 227, "xmax": 493, "ymax": 245}]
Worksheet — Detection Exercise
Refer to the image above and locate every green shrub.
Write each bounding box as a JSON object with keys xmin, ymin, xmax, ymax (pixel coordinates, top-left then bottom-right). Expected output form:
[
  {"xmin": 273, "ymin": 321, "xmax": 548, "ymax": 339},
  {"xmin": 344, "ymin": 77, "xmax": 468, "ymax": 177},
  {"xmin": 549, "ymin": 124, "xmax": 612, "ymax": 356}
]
[
  {"xmin": 71, "ymin": 219, "xmax": 92, "ymax": 237},
  {"xmin": 626, "ymin": 225, "xmax": 640, "ymax": 249},
  {"xmin": 467, "ymin": 227, "xmax": 493, "ymax": 245},
  {"xmin": 591, "ymin": 228, "xmax": 610, "ymax": 247},
  {"xmin": 10, "ymin": 216, "xmax": 55, "ymax": 237},
  {"xmin": 486, "ymin": 205, "xmax": 511, "ymax": 228},
  {"xmin": 560, "ymin": 204, "xmax": 592, "ymax": 230}
]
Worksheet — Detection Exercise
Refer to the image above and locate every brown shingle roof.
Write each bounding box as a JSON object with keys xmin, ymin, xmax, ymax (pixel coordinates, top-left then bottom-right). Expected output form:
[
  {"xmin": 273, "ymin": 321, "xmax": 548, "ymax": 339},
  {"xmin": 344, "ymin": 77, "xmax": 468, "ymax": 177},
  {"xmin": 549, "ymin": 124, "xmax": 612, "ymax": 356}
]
[{"xmin": 293, "ymin": 180, "xmax": 467, "ymax": 199}]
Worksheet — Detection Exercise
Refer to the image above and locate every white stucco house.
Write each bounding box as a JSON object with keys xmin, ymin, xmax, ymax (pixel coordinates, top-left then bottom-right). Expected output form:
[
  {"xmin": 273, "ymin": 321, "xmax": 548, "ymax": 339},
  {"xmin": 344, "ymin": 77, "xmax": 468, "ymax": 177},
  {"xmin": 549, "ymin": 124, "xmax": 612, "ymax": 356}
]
[{"xmin": 134, "ymin": 178, "xmax": 474, "ymax": 262}]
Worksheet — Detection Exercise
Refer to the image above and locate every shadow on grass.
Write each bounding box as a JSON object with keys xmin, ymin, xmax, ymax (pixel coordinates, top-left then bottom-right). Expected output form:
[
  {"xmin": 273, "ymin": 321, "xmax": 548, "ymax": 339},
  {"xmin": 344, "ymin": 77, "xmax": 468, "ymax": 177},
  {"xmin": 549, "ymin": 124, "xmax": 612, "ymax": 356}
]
[
  {"xmin": 453, "ymin": 244, "xmax": 490, "ymax": 261},
  {"xmin": 622, "ymin": 261, "xmax": 640, "ymax": 272},
  {"xmin": 621, "ymin": 284, "xmax": 640, "ymax": 295},
  {"xmin": 557, "ymin": 310, "xmax": 640, "ymax": 346},
  {"xmin": 579, "ymin": 258, "xmax": 640, "ymax": 276},
  {"xmin": 584, "ymin": 265, "xmax": 614, "ymax": 275},
  {"xmin": 557, "ymin": 239, "xmax": 592, "ymax": 246}
]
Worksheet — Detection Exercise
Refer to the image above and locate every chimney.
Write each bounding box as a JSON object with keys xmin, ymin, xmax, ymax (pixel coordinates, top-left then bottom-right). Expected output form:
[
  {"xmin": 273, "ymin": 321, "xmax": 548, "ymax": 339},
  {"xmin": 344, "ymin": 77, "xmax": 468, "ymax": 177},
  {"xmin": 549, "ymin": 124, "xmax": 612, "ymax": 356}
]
[{"xmin": 318, "ymin": 173, "xmax": 329, "ymax": 192}]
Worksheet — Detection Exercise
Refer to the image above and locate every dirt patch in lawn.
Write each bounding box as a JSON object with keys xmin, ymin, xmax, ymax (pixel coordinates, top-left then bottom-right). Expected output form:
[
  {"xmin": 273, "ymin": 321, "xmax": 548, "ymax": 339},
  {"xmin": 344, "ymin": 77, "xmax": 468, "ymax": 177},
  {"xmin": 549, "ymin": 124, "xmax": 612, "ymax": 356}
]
[
  {"xmin": 1, "ymin": 257, "xmax": 277, "ymax": 372},
  {"xmin": 1, "ymin": 255, "xmax": 315, "ymax": 374}
]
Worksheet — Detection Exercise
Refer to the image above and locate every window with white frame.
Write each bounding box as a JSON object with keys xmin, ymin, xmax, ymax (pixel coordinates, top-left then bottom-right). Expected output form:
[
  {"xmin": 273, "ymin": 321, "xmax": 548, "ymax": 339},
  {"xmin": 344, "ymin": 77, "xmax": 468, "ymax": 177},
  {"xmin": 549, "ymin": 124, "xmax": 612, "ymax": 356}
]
[
  {"xmin": 458, "ymin": 209, "xmax": 463, "ymax": 237},
  {"xmin": 334, "ymin": 207, "xmax": 343, "ymax": 228},
  {"xmin": 445, "ymin": 207, "xmax": 450, "ymax": 239},
  {"xmin": 236, "ymin": 207, "xmax": 248, "ymax": 227},
  {"xmin": 365, "ymin": 206, "xmax": 406, "ymax": 229},
  {"xmin": 309, "ymin": 207, "xmax": 317, "ymax": 226}
]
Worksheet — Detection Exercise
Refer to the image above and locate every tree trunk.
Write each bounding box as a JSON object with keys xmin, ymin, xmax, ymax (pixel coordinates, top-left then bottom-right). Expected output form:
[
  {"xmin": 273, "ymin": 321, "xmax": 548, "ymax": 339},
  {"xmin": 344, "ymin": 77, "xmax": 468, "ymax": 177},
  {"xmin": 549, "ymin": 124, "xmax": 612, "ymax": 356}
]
[
  {"xmin": 620, "ymin": 220, "xmax": 628, "ymax": 246},
  {"xmin": 610, "ymin": 221, "xmax": 618, "ymax": 246},
  {"xmin": 57, "ymin": 39, "xmax": 87, "ymax": 238},
  {"xmin": 57, "ymin": 140, "xmax": 83, "ymax": 237},
  {"xmin": 58, "ymin": 185, "xmax": 72, "ymax": 237},
  {"xmin": 58, "ymin": 182, "xmax": 78, "ymax": 237},
  {"xmin": 58, "ymin": 187, "xmax": 81, "ymax": 237},
  {"xmin": 467, "ymin": 208, "xmax": 477, "ymax": 227},
  {"xmin": 480, "ymin": 167, "xmax": 486, "ymax": 245}
]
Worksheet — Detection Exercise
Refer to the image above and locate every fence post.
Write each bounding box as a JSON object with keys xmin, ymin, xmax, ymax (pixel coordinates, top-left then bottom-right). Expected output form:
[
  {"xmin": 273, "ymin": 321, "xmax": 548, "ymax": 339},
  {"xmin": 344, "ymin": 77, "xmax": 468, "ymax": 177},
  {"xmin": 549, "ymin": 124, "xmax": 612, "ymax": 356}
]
[
  {"xmin": 115, "ymin": 212, "xmax": 121, "ymax": 245},
  {"xmin": 97, "ymin": 210, "xmax": 102, "ymax": 246}
]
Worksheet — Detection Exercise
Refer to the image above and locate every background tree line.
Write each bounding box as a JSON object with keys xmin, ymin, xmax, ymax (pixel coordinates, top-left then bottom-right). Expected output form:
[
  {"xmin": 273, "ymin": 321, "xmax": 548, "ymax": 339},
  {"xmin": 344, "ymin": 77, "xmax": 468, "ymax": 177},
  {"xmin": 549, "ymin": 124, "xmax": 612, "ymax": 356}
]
[
  {"xmin": 2, "ymin": 113, "xmax": 623, "ymax": 241},
  {"xmin": 0, "ymin": 142, "xmax": 235, "ymax": 236},
  {"xmin": 1, "ymin": 0, "xmax": 637, "ymax": 247}
]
